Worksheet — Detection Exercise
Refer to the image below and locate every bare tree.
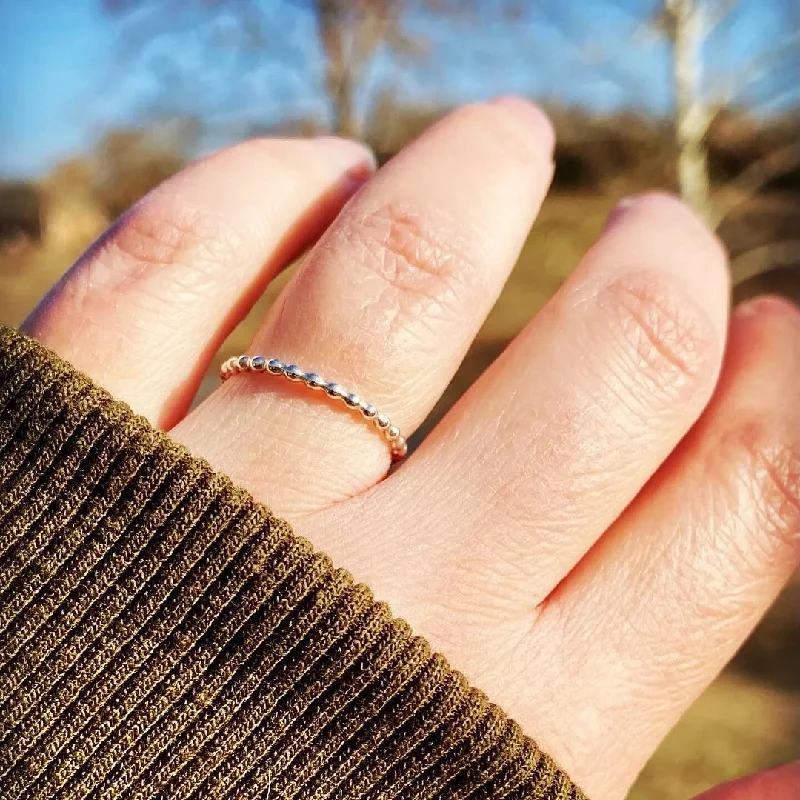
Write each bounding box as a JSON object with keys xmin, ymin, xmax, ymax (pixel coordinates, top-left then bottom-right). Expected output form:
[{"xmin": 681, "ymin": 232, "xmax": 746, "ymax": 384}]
[
  {"xmin": 657, "ymin": 0, "xmax": 800, "ymax": 224},
  {"xmin": 315, "ymin": 1, "xmax": 406, "ymax": 136},
  {"xmin": 545, "ymin": 1, "xmax": 798, "ymax": 225},
  {"xmin": 658, "ymin": 0, "xmax": 717, "ymax": 219},
  {"xmin": 103, "ymin": 0, "xmax": 484, "ymax": 138}
]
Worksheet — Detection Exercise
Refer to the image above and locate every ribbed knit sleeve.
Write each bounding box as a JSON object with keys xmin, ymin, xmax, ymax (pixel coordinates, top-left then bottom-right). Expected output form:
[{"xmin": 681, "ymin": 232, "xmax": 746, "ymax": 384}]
[{"xmin": 0, "ymin": 325, "xmax": 585, "ymax": 800}]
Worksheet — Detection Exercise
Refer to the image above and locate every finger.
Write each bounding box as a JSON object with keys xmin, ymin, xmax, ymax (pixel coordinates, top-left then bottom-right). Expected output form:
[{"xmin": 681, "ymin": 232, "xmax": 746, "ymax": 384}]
[
  {"xmin": 356, "ymin": 194, "xmax": 728, "ymax": 615},
  {"xmin": 694, "ymin": 761, "xmax": 800, "ymax": 800},
  {"xmin": 23, "ymin": 137, "xmax": 375, "ymax": 427},
  {"xmin": 532, "ymin": 297, "xmax": 800, "ymax": 799},
  {"xmin": 176, "ymin": 98, "xmax": 556, "ymax": 511}
]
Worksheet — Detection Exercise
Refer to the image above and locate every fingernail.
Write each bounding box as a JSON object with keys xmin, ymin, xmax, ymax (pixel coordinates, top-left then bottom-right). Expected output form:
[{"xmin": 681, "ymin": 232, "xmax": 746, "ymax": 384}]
[
  {"xmin": 603, "ymin": 196, "xmax": 638, "ymax": 231},
  {"xmin": 736, "ymin": 294, "xmax": 800, "ymax": 320},
  {"xmin": 490, "ymin": 96, "xmax": 555, "ymax": 155},
  {"xmin": 315, "ymin": 136, "xmax": 378, "ymax": 170}
]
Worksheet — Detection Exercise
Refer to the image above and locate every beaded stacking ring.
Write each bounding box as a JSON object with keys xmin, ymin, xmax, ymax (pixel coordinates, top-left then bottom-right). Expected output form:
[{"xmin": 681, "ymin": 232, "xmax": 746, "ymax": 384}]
[{"xmin": 220, "ymin": 356, "xmax": 408, "ymax": 462}]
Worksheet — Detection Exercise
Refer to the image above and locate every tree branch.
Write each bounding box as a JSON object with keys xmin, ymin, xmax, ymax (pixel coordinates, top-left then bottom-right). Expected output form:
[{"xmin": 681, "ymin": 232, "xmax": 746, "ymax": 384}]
[
  {"xmin": 718, "ymin": 31, "xmax": 800, "ymax": 103},
  {"xmin": 731, "ymin": 240, "xmax": 800, "ymax": 283},
  {"xmin": 702, "ymin": 0, "xmax": 739, "ymax": 37},
  {"xmin": 712, "ymin": 141, "xmax": 800, "ymax": 228}
]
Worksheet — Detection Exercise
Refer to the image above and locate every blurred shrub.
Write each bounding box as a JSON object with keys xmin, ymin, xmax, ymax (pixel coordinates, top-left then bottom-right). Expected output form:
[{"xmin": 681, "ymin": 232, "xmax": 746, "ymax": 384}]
[
  {"xmin": 91, "ymin": 121, "xmax": 198, "ymax": 220},
  {"xmin": 0, "ymin": 121, "xmax": 196, "ymax": 324},
  {"xmin": 0, "ymin": 183, "xmax": 42, "ymax": 245},
  {"xmin": 4, "ymin": 104, "xmax": 799, "ymax": 250}
]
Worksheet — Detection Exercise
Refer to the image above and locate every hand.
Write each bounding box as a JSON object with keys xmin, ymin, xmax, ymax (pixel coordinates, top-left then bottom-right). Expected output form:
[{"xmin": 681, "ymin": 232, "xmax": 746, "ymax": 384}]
[
  {"xmin": 24, "ymin": 99, "xmax": 800, "ymax": 799},
  {"xmin": 695, "ymin": 762, "xmax": 800, "ymax": 799}
]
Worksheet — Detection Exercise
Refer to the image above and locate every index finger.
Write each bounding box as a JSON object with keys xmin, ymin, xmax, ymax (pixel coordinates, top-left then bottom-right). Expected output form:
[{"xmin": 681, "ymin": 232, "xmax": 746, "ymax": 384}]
[{"xmin": 23, "ymin": 137, "xmax": 375, "ymax": 427}]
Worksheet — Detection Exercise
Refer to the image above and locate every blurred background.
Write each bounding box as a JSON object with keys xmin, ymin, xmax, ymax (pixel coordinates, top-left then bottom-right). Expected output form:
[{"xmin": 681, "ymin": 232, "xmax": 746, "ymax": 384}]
[{"xmin": 0, "ymin": 1, "xmax": 798, "ymax": 796}]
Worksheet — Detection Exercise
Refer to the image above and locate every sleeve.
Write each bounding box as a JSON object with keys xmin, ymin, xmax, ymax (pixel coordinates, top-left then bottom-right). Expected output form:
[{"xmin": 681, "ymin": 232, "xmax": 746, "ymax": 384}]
[{"xmin": 0, "ymin": 325, "xmax": 585, "ymax": 800}]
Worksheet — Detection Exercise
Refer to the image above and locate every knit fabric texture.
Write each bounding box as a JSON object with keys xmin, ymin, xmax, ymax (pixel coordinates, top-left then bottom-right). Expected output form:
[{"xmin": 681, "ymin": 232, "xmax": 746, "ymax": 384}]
[{"xmin": 0, "ymin": 325, "xmax": 585, "ymax": 800}]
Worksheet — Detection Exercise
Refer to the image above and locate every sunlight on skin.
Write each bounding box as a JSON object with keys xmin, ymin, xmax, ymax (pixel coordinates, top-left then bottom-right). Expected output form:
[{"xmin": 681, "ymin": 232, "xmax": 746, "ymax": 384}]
[
  {"xmin": 23, "ymin": 101, "xmax": 800, "ymax": 800},
  {"xmin": 694, "ymin": 762, "xmax": 800, "ymax": 799}
]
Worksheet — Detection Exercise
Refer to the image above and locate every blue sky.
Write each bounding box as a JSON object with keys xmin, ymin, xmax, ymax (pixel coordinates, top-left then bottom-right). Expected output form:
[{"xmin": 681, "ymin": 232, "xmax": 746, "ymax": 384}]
[
  {"xmin": 0, "ymin": 0, "xmax": 117, "ymax": 176},
  {"xmin": 0, "ymin": 0, "xmax": 793, "ymax": 178}
]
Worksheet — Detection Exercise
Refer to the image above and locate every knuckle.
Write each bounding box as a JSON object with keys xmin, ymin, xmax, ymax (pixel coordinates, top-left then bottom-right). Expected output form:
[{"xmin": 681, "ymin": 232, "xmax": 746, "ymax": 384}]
[
  {"xmin": 337, "ymin": 202, "xmax": 482, "ymax": 328},
  {"xmin": 719, "ymin": 419, "xmax": 800, "ymax": 551},
  {"xmin": 598, "ymin": 270, "xmax": 718, "ymax": 400},
  {"xmin": 94, "ymin": 191, "xmax": 242, "ymax": 291}
]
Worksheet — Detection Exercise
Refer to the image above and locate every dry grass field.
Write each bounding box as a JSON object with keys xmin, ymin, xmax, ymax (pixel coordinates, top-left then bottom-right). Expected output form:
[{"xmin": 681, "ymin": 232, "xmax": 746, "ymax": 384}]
[{"xmin": 1, "ymin": 184, "xmax": 797, "ymax": 799}]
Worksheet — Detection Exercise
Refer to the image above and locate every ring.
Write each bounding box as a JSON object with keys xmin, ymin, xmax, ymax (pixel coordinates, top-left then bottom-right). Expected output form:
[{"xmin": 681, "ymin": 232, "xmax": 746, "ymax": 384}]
[{"xmin": 220, "ymin": 356, "xmax": 408, "ymax": 462}]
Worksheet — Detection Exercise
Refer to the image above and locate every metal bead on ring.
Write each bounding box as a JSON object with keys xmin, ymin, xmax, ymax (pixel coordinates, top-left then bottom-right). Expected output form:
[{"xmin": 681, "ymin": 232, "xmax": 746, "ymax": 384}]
[{"xmin": 219, "ymin": 356, "xmax": 408, "ymax": 462}]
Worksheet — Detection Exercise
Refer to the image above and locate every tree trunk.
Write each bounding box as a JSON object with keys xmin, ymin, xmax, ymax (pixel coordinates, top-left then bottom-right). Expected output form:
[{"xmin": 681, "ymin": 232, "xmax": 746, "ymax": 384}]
[
  {"xmin": 316, "ymin": 0, "xmax": 360, "ymax": 138},
  {"xmin": 332, "ymin": 73, "xmax": 358, "ymax": 138},
  {"xmin": 669, "ymin": 0, "xmax": 714, "ymax": 221}
]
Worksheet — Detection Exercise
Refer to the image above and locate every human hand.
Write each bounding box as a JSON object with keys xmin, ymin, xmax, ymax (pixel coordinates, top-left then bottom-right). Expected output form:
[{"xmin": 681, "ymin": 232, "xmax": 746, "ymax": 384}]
[
  {"xmin": 24, "ymin": 99, "xmax": 800, "ymax": 799},
  {"xmin": 694, "ymin": 762, "xmax": 799, "ymax": 799}
]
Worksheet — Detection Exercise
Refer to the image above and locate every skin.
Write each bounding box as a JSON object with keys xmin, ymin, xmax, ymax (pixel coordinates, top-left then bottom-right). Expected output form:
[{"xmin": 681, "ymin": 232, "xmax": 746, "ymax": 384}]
[
  {"xmin": 23, "ymin": 98, "xmax": 799, "ymax": 799},
  {"xmin": 694, "ymin": 762, "xmax": 800, "ymax": 799}
]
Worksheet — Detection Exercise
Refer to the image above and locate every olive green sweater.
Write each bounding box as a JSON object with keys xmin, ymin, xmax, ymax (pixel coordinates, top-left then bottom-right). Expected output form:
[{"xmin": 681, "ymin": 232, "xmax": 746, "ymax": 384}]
[{"xmin": 0, "ymin": 326, "xmax": 584, "ymax": 800}]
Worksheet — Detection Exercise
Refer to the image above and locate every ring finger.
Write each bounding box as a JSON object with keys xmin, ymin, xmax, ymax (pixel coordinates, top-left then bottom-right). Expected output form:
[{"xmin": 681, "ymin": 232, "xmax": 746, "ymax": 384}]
[{"xmin": 176, "ymin": 99, "xmax": 557, "ymax": 512}]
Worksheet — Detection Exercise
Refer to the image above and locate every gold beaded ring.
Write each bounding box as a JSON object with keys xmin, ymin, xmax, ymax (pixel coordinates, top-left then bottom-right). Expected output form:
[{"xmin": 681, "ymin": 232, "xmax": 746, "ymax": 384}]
[{"xmin": 220, "ymin": 355, "xmax": 408, "ymax": 462}]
